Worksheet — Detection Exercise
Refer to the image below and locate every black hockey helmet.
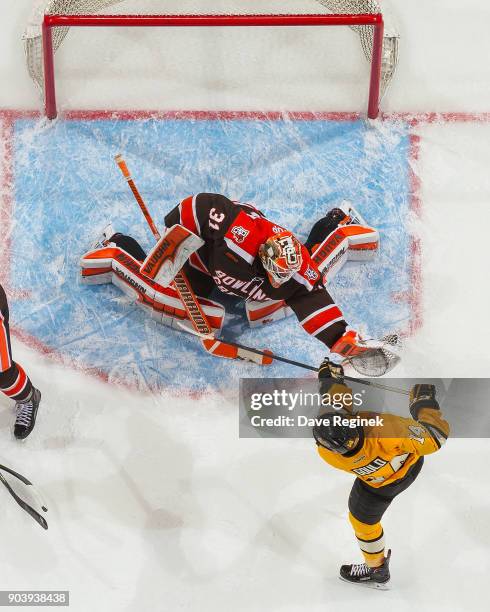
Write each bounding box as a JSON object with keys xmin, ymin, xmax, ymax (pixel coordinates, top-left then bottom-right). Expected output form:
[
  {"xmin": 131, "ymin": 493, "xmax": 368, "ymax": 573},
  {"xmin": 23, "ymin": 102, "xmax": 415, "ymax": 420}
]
[{"xmin": 313, "ymin": 412, "xmax": 361, "ymax": 455}]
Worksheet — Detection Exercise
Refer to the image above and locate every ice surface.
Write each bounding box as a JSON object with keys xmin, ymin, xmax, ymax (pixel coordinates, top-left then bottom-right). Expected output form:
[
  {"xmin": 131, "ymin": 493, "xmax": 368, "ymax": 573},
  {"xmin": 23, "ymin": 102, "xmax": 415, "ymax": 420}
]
[
  {"xmin": 1, "ymin": 1, "xmax": 490, "ymax": 611},
  {"xmin": 8, "ymin": 115, "xmax": 413, "ymax": 391}
]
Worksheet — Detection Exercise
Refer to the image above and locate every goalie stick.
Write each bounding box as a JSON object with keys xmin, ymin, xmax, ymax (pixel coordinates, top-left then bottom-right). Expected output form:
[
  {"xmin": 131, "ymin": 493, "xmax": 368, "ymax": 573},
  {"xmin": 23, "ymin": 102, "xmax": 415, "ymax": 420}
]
[
  {"xmin": 114, "ymin": 155, "xmax": 272, "ymax": 364},
  {"xmin": 115, "ymin": 154, "xmax": 215, "ymax": 338},
  {"xmin": 230, "ymin": 341, "xmax": 409, "ymax": 396},
  {"xmin": 0, "ymin": 464, "xmax": 48, "ymax": 530}
]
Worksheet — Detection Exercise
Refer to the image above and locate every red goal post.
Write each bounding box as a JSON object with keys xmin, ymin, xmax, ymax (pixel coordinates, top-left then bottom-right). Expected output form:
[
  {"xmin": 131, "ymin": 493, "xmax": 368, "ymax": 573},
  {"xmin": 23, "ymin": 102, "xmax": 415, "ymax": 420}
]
[{"xmin": 41, "ymin": 12, "xmax": 385, "ymax": 120}]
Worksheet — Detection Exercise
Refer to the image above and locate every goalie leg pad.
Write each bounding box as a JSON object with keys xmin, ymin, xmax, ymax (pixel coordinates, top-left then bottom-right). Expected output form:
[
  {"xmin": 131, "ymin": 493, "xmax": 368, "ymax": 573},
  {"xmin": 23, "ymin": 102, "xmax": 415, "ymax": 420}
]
[
  {"xmin": 309, "ymin": 203, "xmax": 379, "ymax": 282},
  {"xmin": 80, "ymin": 247, "xmax": 119, "ymax": 285},
  {"xmin": 80, "ymin": 246, "xmax": 225, "ymax": 333},
  {"xmin": 312, "ymin": 225, "xmax": 379, "ymax": 283}
]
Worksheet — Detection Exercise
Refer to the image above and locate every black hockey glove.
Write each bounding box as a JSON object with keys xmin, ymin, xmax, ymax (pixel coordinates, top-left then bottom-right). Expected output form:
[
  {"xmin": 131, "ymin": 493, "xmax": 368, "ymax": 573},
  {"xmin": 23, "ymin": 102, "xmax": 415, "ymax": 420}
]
[
  {"xmin": 318, "ymin": 358, "xmax": 344, "ymax": 381},
  {"xmin": 409, "ymin": 384, "xmax": 440, "ymax": 420}
]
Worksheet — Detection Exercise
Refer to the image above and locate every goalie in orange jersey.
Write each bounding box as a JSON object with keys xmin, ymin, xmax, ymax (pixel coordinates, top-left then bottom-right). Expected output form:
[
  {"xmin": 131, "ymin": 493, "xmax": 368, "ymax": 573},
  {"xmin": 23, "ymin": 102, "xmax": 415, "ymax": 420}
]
[
  {"xmin": 81, "ymin": 193, "xmax": 401, "ymax": 375},
  {"xmin": 313, "ymin": 360, "xmax": 450, "ymax": 589}
]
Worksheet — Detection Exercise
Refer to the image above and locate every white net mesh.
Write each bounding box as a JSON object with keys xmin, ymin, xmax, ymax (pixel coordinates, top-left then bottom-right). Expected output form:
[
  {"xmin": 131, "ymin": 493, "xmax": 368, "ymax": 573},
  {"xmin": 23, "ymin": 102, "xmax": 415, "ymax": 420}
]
[
  {"xmin": 24, "ymin": 0, "xmax": 124, "ymax": 91},
  {"xmin": 23, "ymin": 0, "xmax": 398, "ymax": 99},
  {"xmin": 316, "ymin": 0, "xmax": 399, "ymax": 97}
]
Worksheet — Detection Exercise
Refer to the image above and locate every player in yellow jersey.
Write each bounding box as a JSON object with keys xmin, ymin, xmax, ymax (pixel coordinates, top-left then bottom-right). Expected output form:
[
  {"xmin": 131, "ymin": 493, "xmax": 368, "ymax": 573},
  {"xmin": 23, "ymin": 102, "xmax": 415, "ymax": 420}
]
[{"xmin": 313, "ymin": 359, "xmax": 450, "ymax": 589}]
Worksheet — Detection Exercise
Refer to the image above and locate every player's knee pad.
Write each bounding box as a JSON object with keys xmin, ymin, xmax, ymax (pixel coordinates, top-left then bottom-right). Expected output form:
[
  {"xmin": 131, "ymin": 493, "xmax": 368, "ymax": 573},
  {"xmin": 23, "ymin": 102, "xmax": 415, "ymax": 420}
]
[{"xmin": 349, "ymin": 512, "xmax": 383, "ymax": 539}]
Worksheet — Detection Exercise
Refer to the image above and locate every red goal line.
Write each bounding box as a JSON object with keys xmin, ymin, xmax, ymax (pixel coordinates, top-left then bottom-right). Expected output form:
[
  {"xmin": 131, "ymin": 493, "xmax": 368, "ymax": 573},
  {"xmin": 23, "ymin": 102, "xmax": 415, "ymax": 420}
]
[{"xmin": 41, "ymin": 13, "xmax": 384, "ymax": 121}]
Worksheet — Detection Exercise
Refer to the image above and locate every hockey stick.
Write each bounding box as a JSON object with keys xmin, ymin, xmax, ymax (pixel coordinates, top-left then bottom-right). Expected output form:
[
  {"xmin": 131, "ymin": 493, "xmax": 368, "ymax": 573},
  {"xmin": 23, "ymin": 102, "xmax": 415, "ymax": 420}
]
[
  {"xmin": 170, "ymin": 329, "xmax": 406, "ymax": 394},
  {"xmin": 230, "ymin": 342, "xmax": 409, "ymax": 396},
  {"xmin": 0, "ymin": 464, "xmax": 48, "ymax": 530},
  {"xmin": 115, "ymin": 155, "xmax": 212, "ymax": 337},
  {"xmin": 114, "ymin": 155, "xmax": 162, "ymax": 241}
]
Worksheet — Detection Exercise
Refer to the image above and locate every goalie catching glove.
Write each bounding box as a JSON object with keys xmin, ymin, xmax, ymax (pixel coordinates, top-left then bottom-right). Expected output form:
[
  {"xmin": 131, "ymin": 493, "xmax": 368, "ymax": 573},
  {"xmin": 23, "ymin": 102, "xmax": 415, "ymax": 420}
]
[{"xmin": 330, "ymin": 331, "xmax": 401, "ymax": 377}]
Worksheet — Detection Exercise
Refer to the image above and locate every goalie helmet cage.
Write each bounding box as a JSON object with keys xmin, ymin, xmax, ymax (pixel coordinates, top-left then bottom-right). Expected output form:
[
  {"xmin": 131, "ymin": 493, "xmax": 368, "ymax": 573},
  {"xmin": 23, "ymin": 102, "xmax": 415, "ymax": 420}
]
[{"xmin": 23, "ymin": 1, "xmax": 399, "ymax": 120}]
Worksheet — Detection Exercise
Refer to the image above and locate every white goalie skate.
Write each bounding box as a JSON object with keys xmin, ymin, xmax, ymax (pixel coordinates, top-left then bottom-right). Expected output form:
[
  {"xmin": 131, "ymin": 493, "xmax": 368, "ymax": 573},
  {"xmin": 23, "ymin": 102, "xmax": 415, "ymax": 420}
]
[{"xmin": 91, "ymin": 222, "xmax": 115, "ymax": 250}]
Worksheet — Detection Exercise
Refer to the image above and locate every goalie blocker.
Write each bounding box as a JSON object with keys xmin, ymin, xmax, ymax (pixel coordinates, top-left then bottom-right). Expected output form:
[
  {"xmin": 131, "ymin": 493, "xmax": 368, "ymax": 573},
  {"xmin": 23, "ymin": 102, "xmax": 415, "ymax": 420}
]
[{"xmin": 140, "ymin": 224, "xmax": 205, "ymax": 287}]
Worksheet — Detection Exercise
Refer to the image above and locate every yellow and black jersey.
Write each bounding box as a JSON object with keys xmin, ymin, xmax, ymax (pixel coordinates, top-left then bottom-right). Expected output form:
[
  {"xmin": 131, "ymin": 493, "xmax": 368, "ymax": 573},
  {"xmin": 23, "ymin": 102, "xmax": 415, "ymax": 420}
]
[{"xmin": 317, "ymin": 403, "xmax": 450, "ymax": 488}]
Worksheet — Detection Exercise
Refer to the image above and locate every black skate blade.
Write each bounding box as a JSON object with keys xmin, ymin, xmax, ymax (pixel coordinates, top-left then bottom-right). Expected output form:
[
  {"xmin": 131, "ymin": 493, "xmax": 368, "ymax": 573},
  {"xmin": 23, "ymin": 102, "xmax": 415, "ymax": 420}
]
[{"xmin": 339, "ymin": 576, "xmax": 390, "ymax": 591}]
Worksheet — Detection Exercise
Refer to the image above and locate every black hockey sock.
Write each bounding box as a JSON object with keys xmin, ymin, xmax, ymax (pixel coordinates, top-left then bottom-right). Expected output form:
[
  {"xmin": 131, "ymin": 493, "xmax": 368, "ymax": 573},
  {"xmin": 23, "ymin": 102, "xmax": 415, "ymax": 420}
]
[{"xmin": 0, "ymin": 362, "xmax": 33, "ymax": 403}]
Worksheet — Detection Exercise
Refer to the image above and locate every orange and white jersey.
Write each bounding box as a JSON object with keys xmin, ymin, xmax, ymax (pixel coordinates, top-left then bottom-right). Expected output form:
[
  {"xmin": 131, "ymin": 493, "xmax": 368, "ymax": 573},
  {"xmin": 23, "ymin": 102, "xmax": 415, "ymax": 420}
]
[
  {"xmin": 166, "ymin": 193, "xmax": 323, "ymax": 294},
  {"xmin": 245, "ymin": 203, "xmax": 379, "ymax": 328}
]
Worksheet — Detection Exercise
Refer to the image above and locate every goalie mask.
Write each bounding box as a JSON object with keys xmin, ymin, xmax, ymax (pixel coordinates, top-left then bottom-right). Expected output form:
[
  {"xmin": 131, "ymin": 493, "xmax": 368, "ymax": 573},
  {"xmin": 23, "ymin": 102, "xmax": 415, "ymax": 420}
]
[{"xmin": 259, "ymin": 231, "xmax": 302, "ymax": 287}]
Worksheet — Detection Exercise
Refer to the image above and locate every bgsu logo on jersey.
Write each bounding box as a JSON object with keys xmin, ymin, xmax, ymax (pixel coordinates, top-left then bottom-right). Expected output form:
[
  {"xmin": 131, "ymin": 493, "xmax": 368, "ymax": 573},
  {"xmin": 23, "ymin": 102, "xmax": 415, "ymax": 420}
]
[
  {"xmin": 304, "ymin": 266, "xmax": 318, "ymax": 281},
  {"xmin": 231, "ymin": 226, "xmax": 249, "ymax": 244}
]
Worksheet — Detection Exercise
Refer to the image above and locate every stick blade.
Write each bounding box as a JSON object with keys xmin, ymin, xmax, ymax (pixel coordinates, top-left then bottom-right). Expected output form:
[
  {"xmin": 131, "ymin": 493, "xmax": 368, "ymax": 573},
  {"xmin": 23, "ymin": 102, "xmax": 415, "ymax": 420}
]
[{"xmin": 0, "ymin": 470, "xmax": 49, "ymax": 530}]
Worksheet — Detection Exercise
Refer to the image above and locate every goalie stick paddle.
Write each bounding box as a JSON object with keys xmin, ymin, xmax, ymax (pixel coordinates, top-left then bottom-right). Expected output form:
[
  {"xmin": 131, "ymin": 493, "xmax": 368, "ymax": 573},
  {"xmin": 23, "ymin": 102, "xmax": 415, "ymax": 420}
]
[{"xmin": 0, "ymin": 464, "xmax": 48, "ymax": 530}]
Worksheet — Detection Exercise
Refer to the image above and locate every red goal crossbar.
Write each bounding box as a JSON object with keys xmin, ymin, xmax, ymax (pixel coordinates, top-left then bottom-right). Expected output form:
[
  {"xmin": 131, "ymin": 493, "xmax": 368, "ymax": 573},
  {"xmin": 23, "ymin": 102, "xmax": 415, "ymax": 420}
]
[{"xmin": 42, "ymin": 13, "xmax": 384, "ymax": 120}]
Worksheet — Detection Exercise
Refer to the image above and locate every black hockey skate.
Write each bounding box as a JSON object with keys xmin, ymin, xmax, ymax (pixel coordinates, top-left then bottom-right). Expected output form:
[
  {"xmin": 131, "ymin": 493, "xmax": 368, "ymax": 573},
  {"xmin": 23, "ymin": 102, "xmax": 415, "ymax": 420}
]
[
  {"xmin": 14, "ymin": 388, "xmax": 41, "ymax": 440},
  {"xmin": 339, "ymin": 549, "xmax": 391, "ymax": 590},
  {"xmin": 304, "ymin": 208, "xmax": 349, "ymax": 251}
]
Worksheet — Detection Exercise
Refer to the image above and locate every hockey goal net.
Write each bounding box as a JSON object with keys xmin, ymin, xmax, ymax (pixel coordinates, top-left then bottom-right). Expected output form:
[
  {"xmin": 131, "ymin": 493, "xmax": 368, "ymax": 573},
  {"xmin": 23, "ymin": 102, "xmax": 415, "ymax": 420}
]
[{"xmin": 23, "ymin": 1, "xmax": 399, "ymax": 119}]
